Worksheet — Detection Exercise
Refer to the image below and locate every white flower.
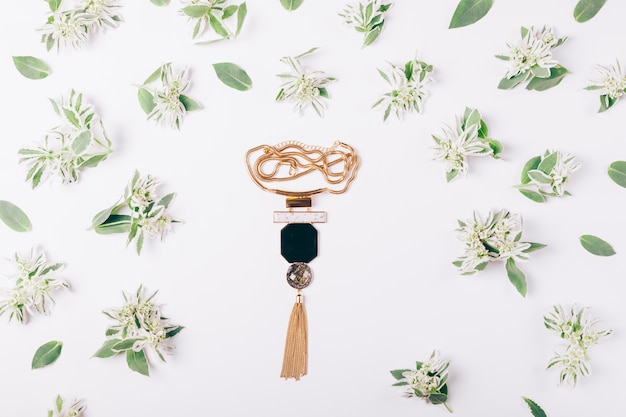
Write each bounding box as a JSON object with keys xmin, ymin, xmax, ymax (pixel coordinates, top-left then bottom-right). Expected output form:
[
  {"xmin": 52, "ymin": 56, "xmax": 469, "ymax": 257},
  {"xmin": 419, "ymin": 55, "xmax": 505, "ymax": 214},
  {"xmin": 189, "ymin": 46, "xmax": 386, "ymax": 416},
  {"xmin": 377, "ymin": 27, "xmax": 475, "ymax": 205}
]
[
  {"xmin": 455, "ymin": 210, "xmax": 531, "ymax": 275},
  {"xmin": 587, "ymin": 60, "xmax": 626, "ymax": 100},
  {"xmin": 49, "ymin": 395, "xmax": 86, "ymax": 417},
  {"xmin": 0, "ymin": 249, "xmax": 68, "ymax": 324},
  {"xmin": 400, "ymin": 351, "xmax": 449, "ymax": 397},
  {"xmin": 141, "ymin": 206, "xmax": 174, "ymax": 240},
  {"xmin": 374, "ymin": 58, "xmax": 433, "ymax": 121},
  {"xmin": 432, "ymin": 114, "xmax": 493, "ymax": 180},
  {"xmin": 128, "ymin": 174, "xmax": 159, "ymax": 213},
  {"xmin": 276, "ymin": 48, "xmax": 335, "ymax": 117},
  {"xmin": 41, "ymin": 10, "xmax": 94, "ymax": 51},
  {"xmin": 147, "ymin": 64, "xmax": 191, "ymax": 129},
  {"xmin": 518, "ymin": 149, "xmax": 580, "ymax": 200},
  {"xmin": 80, "ymin": 0, "xmax": 122, "ymax": 30}
]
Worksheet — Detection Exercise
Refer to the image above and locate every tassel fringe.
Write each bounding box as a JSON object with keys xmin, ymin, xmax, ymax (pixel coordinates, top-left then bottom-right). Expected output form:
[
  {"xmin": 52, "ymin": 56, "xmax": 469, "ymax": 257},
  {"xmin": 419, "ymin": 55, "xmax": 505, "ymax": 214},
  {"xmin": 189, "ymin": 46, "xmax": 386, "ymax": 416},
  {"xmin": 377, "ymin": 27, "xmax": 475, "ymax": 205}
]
[{"xmin": 281, "ymin": 292, "xmax": 308, "ymax": 380}]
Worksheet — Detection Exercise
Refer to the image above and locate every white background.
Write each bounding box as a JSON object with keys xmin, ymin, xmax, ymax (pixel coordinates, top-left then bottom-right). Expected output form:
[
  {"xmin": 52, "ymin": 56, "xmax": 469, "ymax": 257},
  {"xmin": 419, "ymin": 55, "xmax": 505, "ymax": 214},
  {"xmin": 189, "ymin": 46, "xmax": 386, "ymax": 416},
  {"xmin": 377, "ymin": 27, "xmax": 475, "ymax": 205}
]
[{"xmin": 1, "ymin": 1, "xmax": 625, "ymax": 416}]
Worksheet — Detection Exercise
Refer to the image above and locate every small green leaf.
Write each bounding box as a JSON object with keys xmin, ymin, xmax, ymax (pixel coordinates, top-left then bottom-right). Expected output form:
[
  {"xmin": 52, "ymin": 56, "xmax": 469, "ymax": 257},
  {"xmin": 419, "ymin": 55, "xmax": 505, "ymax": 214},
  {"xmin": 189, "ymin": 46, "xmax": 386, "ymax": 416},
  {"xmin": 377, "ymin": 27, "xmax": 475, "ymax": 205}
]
[
  {"xmin": 449, "ymin": 0, "xmax": 494, "ymax": 28},
  {"xmin": 390, "ymin": 369, "xmax": 411, "ymax": 380},
  {"xmin": 150, "ymin": 0, "xmax": 170, "ymax": 5},
  {"xmin": 488, "ymin": 139, "xmax": 502, "ymax": 156},
  {"xmin": 363, "ymin": 27, "xmax": 382, "ymax": 47},
  {"xmin": 280, "ymin": 0, "xmax": 303, "ymax": 11},
  {"xmin": 179, "ymin": 95, "xmax": 202, "ymax": 111},
  {"xmin": 79, "ymin": 154, "xmax": 108, "ymax": 169},
  {"xmin": 209, "ymin": 13, "xmax": 229, "ymax": 37},
  {"xmin": 527, "ymin": 169, "xmax": 552, "ymax": 184},
  {"xmin": 212, "ymin": 62, "xmax": 253, "ymax": 91},
  {"xmin": 112, "ymin": 338, "xmax": 142, "ymax": 352},
  {"xmin": 93, "ymin": 339, "xmax": 121, "ymax": 358},
  {"xmin": 222, "ymin": 5, "xmax": 238, "ymax": 19},
  {"xmin": 236, "ymin": 2, "xmax": 247, "ymax": 37},
  {"xmin": 12, "ymin": 56, "xmax": 51, "ymax": 80},
  {"xmin": 522, "ymin": 242, "xmax": 547, "ymax": 253},
  {"xmin": 47, "ymin": 0, "xmax": 62, "ymax": 11},
  {"xmin": 521, "ymin": 156, "xmax": 541, "ymax": 184},
  {"xmin": 157, "ymin": 193, "xmax": 176, "ymax": 209},
  {"xmin": 0, "ymin": 200, "xmax": 32, "ymax": 232},
  {"xmin": 126, "ymin": 349, "xmax": 150, "ymax": 376},
  {"xmin": 505, "ymin": 258, "xmax": 527, "ymax": 297},
  {"xmin": 182, "ymin": 5, "xmax": 210, "ymax": 18},
  {"xmin": 143, "ymin": 65, "xmax": 163, "ymax": 85},
  {"xmin": 165, "ymin": 325, "xmax": 184, "ymax": 338},
  {"xmin": 32, "ymin": 341, "xmax": 63, "ymax": 369},
  {"xmin": 138, "ymin": 88, "xmax": 156, "ymax": 115},
  {"xmin": 89, "ymin": 201, "xmax": 122, "ymax": 230},
  {"xmin": 94, "ymin": 214, "xmax": 132, "ymax": 234},
  {"xmin": 608, "ymin": 161, "xmax": 626, "ymax": 188},
  {"xmin": 574, "ymin": 0, "xmax": 606, "ymax": 22},
  {"xmin": 579, "ymin": 235, "xmax": 616, "ymax": 256},
  {"xmin": 526, "ymin": 66, "xmax": 569, "ymax": 91},
  {"xmin": 63, "ymin": 108, "xmax": 80, "ymax": 128},
  {"xmin": 497, "ymin": 72, "xmax": 528, "ymax": 90},
  {"xmin": 71, "ymin": 130, "xmax": 92, "ymax": 155},
  {"xmin": 519, "ymin": 188, "xmax": 546, "ymax": 203},
  {"xmin": 522, "ymin": 397, "xmax": 547, "ymax": 417},
  {"xmin": 446, "ymin": 169, "xmax": 459, "ymax": 182}
]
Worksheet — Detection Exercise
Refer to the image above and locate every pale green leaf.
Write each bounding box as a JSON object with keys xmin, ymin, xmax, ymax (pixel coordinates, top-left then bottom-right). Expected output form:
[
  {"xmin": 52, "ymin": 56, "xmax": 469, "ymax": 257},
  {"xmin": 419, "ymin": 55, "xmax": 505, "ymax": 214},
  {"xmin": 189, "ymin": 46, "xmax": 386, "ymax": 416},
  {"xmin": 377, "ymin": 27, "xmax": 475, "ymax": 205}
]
[
  {"xmin": 138, "ymin": 88, "xmax": 156, "ymax": 114},
  {"xmin": 574, "ymin": 0, "xmax": 607, "ymax": 22},
  {"xmin": 182, "ymin": 5, "xmax": 210, "ymax": 18},
  {"xmin": 31, "ymin": 341, "xmax": 63, "ymax": 369},
  {"xmin": 579, "ymin": 235, "xmax": 616, "ymax": 256},
  {"xmin": 527, "ymin": 169, "xmax": 552, "ymax": 184},
  {"xmin": 94, "ymin": 214, "xmax": 131, "ymax": 234},
  {"xmin": 71, "ymin": 130, "xmax": 92, "ymax": 155},
  {"xmin": 150, "ymin": 0, "xmax": 170, "ymax": 5},
  {"xmin": 179, "ymin": 95, "xmax": 202, "ymax": 111},
  {"xmin": 521, "ymin": 156, "xmax": 541, "ymax": 184},
  {"xmin": 280, "ymin": 0, "xmax": 303, "ymax": 11},
  {"xmin": 537, "ymin": 152, "xmax": 558, "ymax": 175},
  {"xmin": 93, "ymin": 339, "xmax": 120, "ymax": 358},
  {"xmin": 47, "ymin": 0, "xmax": 62, "ymax": 11},
  {"xmin": 526, "ymin": 67, "xmax": 569, "ymax": 91},
  {"xmin": 12, "ymin": 56, "xmax": 51, "ymax": 80},
  {"xmin": 0, "ymin": 200, "xmax": 32, "ymax": 232},
  {"xmin": 236, "ymin": 2, "xmax": 247, "ymax": 36},
  {"xmin": 449, "ymin": 0, "xmax": 493, "ymax": 29},
  {"xmin": 505, "ymin": 257, "xmax": 527, "ymax": 297},
  {"xmin": 212, "ymin": 62, "xmax": 253, "ymax": 91},
  {"xmin": 519, "ymin": 189, "xmax": 546, "ymax": 203},
  {"xmin": 498, "ymin": 72, "xmax": 528, "ymax": 90},
  {"xmin": 608, "ymin": 161, "xmax": 626, "ymax": 188},
  {"xmin": 390, "ymin": 369, "xmax": 411, "ymax": 380},
  {"xmin": 126, "ymin": 349, "xmax": 150, "ymax": 376}
]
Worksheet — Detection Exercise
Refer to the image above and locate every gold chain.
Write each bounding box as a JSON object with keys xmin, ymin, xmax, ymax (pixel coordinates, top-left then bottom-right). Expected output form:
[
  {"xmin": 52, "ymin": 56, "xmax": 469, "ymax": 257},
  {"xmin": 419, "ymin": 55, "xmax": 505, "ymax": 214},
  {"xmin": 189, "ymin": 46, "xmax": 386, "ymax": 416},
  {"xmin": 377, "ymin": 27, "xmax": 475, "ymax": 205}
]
[{"xmin": 245, "ymin": 141, "xmax": 360, "ymax": 197}]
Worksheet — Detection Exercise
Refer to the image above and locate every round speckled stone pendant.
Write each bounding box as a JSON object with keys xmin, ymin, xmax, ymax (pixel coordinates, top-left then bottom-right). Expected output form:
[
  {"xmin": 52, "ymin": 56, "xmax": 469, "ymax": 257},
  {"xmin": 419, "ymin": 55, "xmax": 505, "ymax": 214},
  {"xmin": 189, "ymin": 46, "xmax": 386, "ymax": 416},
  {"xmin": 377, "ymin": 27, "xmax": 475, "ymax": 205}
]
[{"xmin": 286, "ymin": 262, "xmax": 312, "ymax": 289}]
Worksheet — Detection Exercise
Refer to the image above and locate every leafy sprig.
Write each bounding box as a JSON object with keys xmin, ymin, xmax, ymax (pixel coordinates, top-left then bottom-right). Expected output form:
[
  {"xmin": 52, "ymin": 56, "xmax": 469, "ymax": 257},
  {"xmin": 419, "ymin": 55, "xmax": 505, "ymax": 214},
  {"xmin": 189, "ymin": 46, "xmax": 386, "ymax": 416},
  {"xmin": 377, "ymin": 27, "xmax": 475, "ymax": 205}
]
[
  {"xmin": 40, "ymin": 0, "xmax": 122, "ymax": 52},
  {"xmin": 180, "ymin": 0, "xmax": 247, "ymax": 43},
  {"xmin": 432, "ymin": 107, "xmax": 502, "ymax": 182},
  {"xmin": 89, "ymin": 170, "xmax": 181, "ymax": 255},
  {"xmin": 390, "ymin": 351, "xmax": 452, "ymax": 413},
  {"xmin": 544, "ymin": 305, "xmax": 611, "ymax": 386},
  {"xmin": 453, "ymin": 209, "xmax": 545, "ymax": 297},
  {"xmin": 93, "ymin": 285, "xmax": 184, "ymax": 376},
  {"xmin": 48, "ymin": 395, "xmax": 86, "ymax": 417},
  {"xmin": 19, "ymin": 90, "xmax": 113, "ymax": 188},
  {"xmin": 0, "ymin": 249, "xmax": 67, "ymax": 324},
  {"xmin": 585, "ymin": 60, "xmax": 626, "ymax": 112},
  {"xmin": 496, "ymin": 26, "xmax": 568, "ymax": 91},
  {"xmin": 516, "ymin": 150, "xmax": 580, "ymax": 203},
  {"xmin": 276, "ymin": 48, "xmax": 335, "ymax": 117},
  {"xmin": 137, "ymin": 63, "xmax": 202, "ymax": 129},
  {"xmin": 373, "ymin": 55, "xmax": 433, "ymax": 121},
  {"xmin": 339, "ymin": 0, "xmax": 391, "ymax": 47}
]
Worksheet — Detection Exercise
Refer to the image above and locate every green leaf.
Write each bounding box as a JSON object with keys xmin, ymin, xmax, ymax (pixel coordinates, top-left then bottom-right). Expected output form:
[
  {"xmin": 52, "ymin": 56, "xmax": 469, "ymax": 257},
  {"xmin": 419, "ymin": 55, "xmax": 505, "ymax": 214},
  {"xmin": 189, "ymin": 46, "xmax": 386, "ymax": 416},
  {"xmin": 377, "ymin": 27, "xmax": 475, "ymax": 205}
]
[
  {"xmin": 63, "ymin": 108, "xmax": 80, "ymax": 128},
  {"xmin": 522, "ymin": 242, "xmax": 547, "ymax": 253},
  {"xmin": 574, "ymin": 0, "xmax": 606, "ymax": 22},
  {"xmin": 526, "ymin": 67, "xmax": 569, "ymax": 91},
  {"xmin": 0, "ymin": 200, "xmax": 32, "ymax": 232},
  {"xmin": 150, "ymin": 0, "xmax": 170, "ymax": 5},
  {"xmin": 280, "ymin": 0, "xmax": 303, "ymax": 11},
  {"xmin": 47, "ymin": 0, "xmax": 62, "ymax": 12},
  {"xmin": 89, "ymin": 201, "xmax": 122, "ymax": 229},
  {"xmin": 527, "ymin": 169, "xmax": 552, "ymax": 184},
  {"xmin": 521, "ymin": 156, "xmax": 541, "ymax": 184},
  {"xmin": 598, "ymin": 94, "xmax": 617, "ymax": 113},
  {"xmin": 236, "ymin": 2, "xmax": 247, "ymax": 36},
  {"xmin": 390, "ymin": 369, "xmax": 411, "ymax": 380},
  {"xmin": 522, "ymin": 397, "xmax": 547, "ymax": 417},
  {"xmin": 165, "ymin": 325, "xmax": 184, "ymax": 338},
  {"xmin": 157, "ymin": 193, "xmax": 176, "ymax": 209},
  {"xmin": 56, "ymin": 395, "xmax": 63, "ymax": 413},
  {"xmin": 222, "ymin": 5, "xmax": 238, "ymax": 19},
  {"xmin": 449, "ymin": 0, "xmax": 493, "ymax": 28},
  {"xmin": 112, "ymin": 338, "xmax": 142, "ymax": 352},
  {"xmin": 428, "ymin": 393, "xmax": 448, "ymax": 404},
  {"xmin": 212, "ymin": 62, "xmax": 253, "ymax": 91},
  {"xmin": 71, "ymin": 130, "xmax": 92, "ymax": 155},
  {"xmin": 182, "ymin": 5, "xmax": 210, "ymax": 18},
  {"xmin": 31, "ymin": 341, "xmax": 63, "ymax": 369},
  {"xmin": 209, "ymin": 13, "xmax": 229, "ymax": 37},
  {"xmin": 143, "ymin": 65, "xmax": 163, "ymax": 85},
  {"xmin": 608, "ymin": 161, "xmax": 626, "ymax": 188},
  {"xmin": 126, "ymin": 349, "xmax": 150, "ymax": 376},
  {"xmin": 94, "ymin": 214, "xmax": 132, "ymax": 234},
  {"xmin": 12, "ymin": 56, "xmax": 51, "ymax": 80},
  {"xmin": 446, "ymin": 169, "xmax": 459, "ymax": 183},
  {"xmin": 506, "ymin": 258, "xmax": 527, "ymax": 297},
  {"xmin": 537, "ymin": 152, "xmax": 557, "ymax": 175},
  {"xmin": 519, "ymin": 188, "xmax": 546, "ymax": 203},
  {"xmin": 179, "ymin": 94, "xmax": 202, "ymax": 111},
  {"xmin": 79, "ymin": 154, "xmax": 108, "ymax": 169},
  {"xmin": 93, "ymin": 339, "xmax": 121, "ymax": 358},
  {"xmin": 363, "ymin": 27, "xmax": 382, "ymax": 47},
  {"xmin": 138, "ymin": 88, "xmax": 156, "ymax": 115},
  {"xmin": 488, "ymin": 139, "xmax": 502, "ymax": 156},
  {"xmin": 579, "ymin": 235, "xmax": 616, "ymax": 256},
  {"xmin": 497, "ymin": 72, "xmax": 528, "ymax": 90},
  {"xmin": 531, "ymin": 65, "xmax": 551, "ymax": 78}
]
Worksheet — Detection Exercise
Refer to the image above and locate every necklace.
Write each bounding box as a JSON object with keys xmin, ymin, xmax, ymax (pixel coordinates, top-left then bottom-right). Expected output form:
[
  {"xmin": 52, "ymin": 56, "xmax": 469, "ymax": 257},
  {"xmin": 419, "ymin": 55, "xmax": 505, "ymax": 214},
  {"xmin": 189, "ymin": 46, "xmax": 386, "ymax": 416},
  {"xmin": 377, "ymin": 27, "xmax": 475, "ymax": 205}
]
[{"xmin": 245, "ymin": 140, "xmax": 360, "ymax": 380}]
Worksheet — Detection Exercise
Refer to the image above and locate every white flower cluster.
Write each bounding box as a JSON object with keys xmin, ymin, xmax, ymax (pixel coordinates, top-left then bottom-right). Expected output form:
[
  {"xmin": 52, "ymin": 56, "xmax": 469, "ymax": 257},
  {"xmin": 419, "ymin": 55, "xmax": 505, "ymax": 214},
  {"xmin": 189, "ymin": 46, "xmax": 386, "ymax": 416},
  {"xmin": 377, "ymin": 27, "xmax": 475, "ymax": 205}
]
[
  {"xmin": 454, "ymin": 210, "xmax": 531, "ymax": 274},
  {"xmin": 149, "ymin": 65, "xmax": 192, "ymax": 129},
  {"xmin": 41, "ymin": 0, "xmax": 122, "ymax": 51},
  {"xmin": 48, "ymin": 395, "xmax": 86, "ymax": 417},
  {"xmin": 517, "ymin": 149, "xmax": 580, "ymax": 202},
  {"xmin": 276, "ymin": 48, "xmax": 336, "ymax": 117},
  {"xmin": 503, "ymin": 26, "xmax": 563, "ymax": 79},
  {"xmin": 585, "ymin": 60, "xmax": 626, "ymax": 112},
  {"xmin": 0, "ymin": 249, "xmax": 68, "ymax": 324},
  {"xmin": 544, "ymin": 305, "xmax": 611, "ymax": 386}
]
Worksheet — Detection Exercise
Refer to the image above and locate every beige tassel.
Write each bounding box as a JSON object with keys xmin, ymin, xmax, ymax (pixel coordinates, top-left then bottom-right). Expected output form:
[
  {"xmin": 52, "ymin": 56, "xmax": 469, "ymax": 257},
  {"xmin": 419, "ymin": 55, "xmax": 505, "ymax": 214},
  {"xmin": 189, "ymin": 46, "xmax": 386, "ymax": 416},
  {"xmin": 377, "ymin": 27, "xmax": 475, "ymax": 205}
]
[{"xmin": 280, "ymin": 291, "xmax": 308, "ymax": 380}]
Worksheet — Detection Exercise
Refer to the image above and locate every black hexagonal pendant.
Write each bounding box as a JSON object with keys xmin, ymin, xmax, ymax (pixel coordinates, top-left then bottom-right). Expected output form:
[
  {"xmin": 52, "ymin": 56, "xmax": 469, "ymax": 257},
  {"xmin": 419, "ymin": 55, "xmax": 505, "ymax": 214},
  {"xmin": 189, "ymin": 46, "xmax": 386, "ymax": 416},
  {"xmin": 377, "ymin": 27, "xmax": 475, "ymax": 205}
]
[{"xmin": 281, "ymin": 223, "xmax": 318, "ymax": 263}]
